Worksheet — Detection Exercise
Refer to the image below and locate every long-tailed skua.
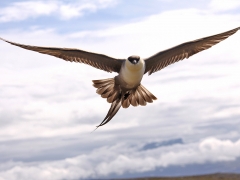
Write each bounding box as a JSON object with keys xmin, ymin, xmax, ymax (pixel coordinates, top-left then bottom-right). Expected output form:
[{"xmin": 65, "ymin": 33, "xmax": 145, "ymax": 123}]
[{"xmin": 1, "ymin": 26, "xmax": 239, "ymax": 128}]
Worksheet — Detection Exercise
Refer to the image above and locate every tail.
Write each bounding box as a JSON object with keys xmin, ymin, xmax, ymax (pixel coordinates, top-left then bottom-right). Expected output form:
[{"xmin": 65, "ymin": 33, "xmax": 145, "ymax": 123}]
[
  {"xmin": 96, "ymin": 97, "xmax": 122, "ymax": 128},
  {"xmin": 92, "ymin": 78, "xmax": 157, "ymax": 127},
  {"xmin": 92, "ymin": 78, "xmax": 120, "ymax": 103},
  {"xmin": 93, "ymin": 78, "xmax": 122, "ymax": 128},
  {"xmin": 121, "ymin": 84, "xmax": 157, "ymax": 108}
]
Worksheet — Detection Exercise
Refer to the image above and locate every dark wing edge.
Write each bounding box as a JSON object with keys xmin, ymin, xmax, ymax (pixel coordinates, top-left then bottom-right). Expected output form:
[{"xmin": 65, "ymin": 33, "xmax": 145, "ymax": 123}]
[
  {"xmin": 144, "ymin": 26, "xmax": 240, "ymax": 75},
  {"xmin": 0, "ymin": 37, "xmax": 124, "ymax": 73}
]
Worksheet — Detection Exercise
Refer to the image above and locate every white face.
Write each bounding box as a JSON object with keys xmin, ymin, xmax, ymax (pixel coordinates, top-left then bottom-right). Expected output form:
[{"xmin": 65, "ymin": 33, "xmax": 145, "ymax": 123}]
[{"xmin": 125, "ymin": 56, "xmax": 145, "ymax": 72}]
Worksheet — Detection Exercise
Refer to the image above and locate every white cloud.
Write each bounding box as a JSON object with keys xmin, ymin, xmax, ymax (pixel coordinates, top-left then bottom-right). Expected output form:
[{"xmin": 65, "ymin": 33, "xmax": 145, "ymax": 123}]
[
  {"xmin": 209, "ymin": 0, "xmax": 240, "ymax": 12},
  {"xmin": 59, "ymin": 0, "xmax": 117, "ymax": 20},
  {"xmin": 0, "ymin": 1, "xmax": 57, "ymax": 22},
  {"xmin": 0, "ymin": 0, "xmax": 117, "ymax": 22}
]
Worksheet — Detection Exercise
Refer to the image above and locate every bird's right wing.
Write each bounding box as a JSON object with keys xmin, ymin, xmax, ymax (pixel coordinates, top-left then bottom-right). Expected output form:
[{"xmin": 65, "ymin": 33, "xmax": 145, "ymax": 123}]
[
  {"xmin": 0, "ymin": 38, "xmax": 124, "ymax": 73},
  {"xmin": 144, "ymin": 26, "xmax": 240, "ymax": 75}
]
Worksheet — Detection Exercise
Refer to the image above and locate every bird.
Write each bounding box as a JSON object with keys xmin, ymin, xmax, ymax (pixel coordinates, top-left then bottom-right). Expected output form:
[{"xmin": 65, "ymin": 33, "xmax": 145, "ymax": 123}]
[{"xmin": 0, "ymin": 26, "xmax": 239, "ymax": 128}]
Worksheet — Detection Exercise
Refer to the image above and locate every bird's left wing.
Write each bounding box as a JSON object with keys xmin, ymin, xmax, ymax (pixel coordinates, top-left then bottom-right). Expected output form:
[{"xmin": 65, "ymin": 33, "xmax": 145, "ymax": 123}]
[
  {"xmin": 144, "ymin": 26, "xmax": 240, "ymax": 75},
  {"xmin": 0, "ymin": 38, "xmax": 124, "ymax": 73}
]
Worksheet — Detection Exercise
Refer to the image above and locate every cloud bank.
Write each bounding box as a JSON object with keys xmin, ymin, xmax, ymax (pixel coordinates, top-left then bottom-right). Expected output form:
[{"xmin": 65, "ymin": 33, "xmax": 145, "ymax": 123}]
[{"xmin": 0, "ymin": 138, "xmax": 239, "ymax": 180}]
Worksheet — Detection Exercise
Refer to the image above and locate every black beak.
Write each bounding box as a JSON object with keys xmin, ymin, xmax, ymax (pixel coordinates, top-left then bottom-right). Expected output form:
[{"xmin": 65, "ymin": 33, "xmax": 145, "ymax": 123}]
[{"xmin": 133, "ymin": 59, "xmax": 137, "ymax": 64}]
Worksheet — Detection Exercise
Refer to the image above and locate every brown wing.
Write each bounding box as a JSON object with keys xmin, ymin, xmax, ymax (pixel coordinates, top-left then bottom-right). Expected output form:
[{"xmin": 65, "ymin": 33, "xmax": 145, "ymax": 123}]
[
  {"xmin": 0, "ymin": 38, "xmax": 124, "ymax": 73},
  {"xmin": 144, "ymin": 27, "xmax": 240, "ymax": 75}
]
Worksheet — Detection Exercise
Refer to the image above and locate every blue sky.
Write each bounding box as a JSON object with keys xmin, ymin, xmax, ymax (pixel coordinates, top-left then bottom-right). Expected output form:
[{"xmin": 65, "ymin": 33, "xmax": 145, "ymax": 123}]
[{"xmin": 0, "ymin": 0, "xmax": 240, "ymax": 179}]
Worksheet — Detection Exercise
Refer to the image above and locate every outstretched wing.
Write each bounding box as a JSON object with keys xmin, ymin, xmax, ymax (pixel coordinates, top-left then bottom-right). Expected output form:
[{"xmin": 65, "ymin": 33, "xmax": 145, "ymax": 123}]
[
  {"xmin": 144, "ymin": 27, "xmax": 240, "ymax": 75},
  {"xmin": 0, "ymin": 38, "xmax": 124, "ymax": 73}
]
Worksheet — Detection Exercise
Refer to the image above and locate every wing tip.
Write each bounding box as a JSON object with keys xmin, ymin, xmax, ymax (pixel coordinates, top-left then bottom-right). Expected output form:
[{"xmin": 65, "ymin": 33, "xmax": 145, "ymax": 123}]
[
  {"xmin": 0, "ymin": 37, "xmax": 15, "ymax": 46},
  {"xmin": 0, "ymin": 37, "xmax": 7, "ymax": 42},
  {"xmin": 230, "ymin": 26, "xmax": 240, "ymax": 34},
  {"xmin": 228, "ymin": 26, "xmax": 240, "ymax": 35}
]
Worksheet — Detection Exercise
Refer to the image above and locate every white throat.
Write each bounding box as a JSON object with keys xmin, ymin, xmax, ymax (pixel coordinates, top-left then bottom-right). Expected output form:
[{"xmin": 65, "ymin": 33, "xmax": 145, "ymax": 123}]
[{"xmin": 119, "ymin": 58, "xmax": 145, "ymax": 89}]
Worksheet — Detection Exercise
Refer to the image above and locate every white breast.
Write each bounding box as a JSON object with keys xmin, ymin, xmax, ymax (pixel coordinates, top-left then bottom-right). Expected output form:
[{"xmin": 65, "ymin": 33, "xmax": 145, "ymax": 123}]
[{"xmin": 119, "ymin": 58, "xmax": 145, "ymax": 89}]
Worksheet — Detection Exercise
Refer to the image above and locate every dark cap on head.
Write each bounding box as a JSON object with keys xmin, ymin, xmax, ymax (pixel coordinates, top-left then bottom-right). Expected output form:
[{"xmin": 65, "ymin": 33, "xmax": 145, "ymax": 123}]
[{"xmin": 128, "ymin": 55, "xmax": 140, "ymax": 64}]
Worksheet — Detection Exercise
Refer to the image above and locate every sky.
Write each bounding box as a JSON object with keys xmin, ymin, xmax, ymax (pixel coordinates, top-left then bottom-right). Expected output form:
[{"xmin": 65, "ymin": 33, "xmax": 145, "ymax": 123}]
[{"xmin": 0, "ymin": 0, "xmax": 240, "ymax": 179}]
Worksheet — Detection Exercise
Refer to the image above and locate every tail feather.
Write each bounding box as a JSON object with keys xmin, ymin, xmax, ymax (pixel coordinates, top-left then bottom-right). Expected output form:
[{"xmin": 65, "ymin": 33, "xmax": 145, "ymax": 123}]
[
  {"xmin": 96, "ymin": 85, "xmax": 112, "ymax": 95},
  {"xmin": 122, "ymin": 98, "xmax": 131, "ymax": 108},
  {"xmin": 93, "ymin": 78, "xmax": 120, "ymax": 103},
  {"xmin": 96, "ymin": 98, "xmax": 122, "ymax": 127},
  {"xmin": 134, "ymin": 90, "xmax": 140, "ymax": 105},
  {"xmin": 136, "ymin": 88, "xmax": 146, "ymax": 106},
  {"xmin": 101, "ymin": 90, "xmax": 112, "ymax": 99},
  {"xmin": 130, "ymin": 91, "xmax": 139, "ymax": 106},
  {"xmin": 93, "ymin": 78, "xmax": 114, "ymax": 88},
  {"xmin": 92, "ymin": 78, "xmax": 157, "ymax": 127},
  {"xmin": 140, "ymin": 85, "xmax": 157, "ymax": 101},
  {"xmin": 137, "ymin": 86, "xmax": 149, "ymax": 103},
  {"xmin": 107, "ymin": 90, "xmax": 118, "ymax": 103},
  {"xmin": 122, "ymin": 84, "xmax": 157, "ymax": 108}
]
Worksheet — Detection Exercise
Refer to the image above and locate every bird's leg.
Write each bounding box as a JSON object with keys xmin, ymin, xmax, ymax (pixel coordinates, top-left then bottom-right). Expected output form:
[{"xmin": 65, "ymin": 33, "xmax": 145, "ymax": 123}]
[{"xmin": 124, "ymin": 91, "xmax": 130, "ymax": 99}]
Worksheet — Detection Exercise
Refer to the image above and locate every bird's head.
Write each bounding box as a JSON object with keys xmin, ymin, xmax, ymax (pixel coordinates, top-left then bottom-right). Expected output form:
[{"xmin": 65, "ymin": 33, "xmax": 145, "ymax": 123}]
[{"xmin": 128, "ymin": 55, "xmax": 140, "ymax": 65}]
